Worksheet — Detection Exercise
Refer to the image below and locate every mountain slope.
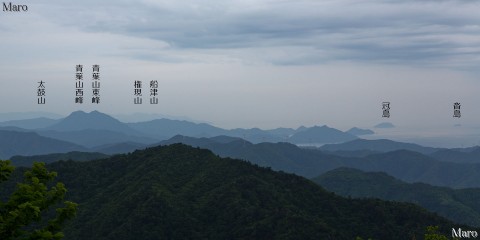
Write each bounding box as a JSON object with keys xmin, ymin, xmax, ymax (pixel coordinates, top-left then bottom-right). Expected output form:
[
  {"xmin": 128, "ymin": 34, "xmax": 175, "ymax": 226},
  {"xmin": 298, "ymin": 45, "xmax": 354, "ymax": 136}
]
[
  {"xmin": 0, "ymin": 117, "xmax": 60, "ymax": 129},
  {"xmin": 45, "ymin": 111, "xmax": 140, "ymax": 136},
  {"xmin": 38, "ymin": 129, "xmax": 157, "ymax": 148},
  {"xmin": 360, "ymin": 150, "xmax": 480, "ymax": 188},
  {"xmin": 321, "ymin": 149, "xmax": 380, "ymax": 158},
  {"xmin": 288, "ymin": 125, "xmax": 357, "ymax": 144},
  {"xmin": 265, "ymin": 127, "xmax": 296, "ymax": 137},
  {"xmin": 430, "ymin": 148, "xmax": 480, "ymax": 163},
  {"xmin": 8, "ymin": 144, "xmax": 460, "ymax": 239},
  {"xmin": 0, "ymin": 111, "xmax": 63, "ymax": 122},
  {"xmin": 320, "ymin": 139, "xmax": 439, "ymax": 155},
  {"xmin": 313, "ymin": 168, "xmax": 480, "ymax": 227},
  {"xmin": 159, "ymin": 136, "xmax": 480, "ymax": 188},
  {"xmin": 129, "ymin": 120, "xmax": 290, "ymax": 143},
  {"xmin": 346, "ymin": 127, "xmax": 374, "ymax": 136},
  {"xmin": 0, "ymin": 130, "xmax": 86, "ymax": 159},
  {"xmin": 226, "ymin": 128, "xmax": 284, "ymax": 143},
  {"xmin": 127, "ymin": 118, "xmax": 227, "ymax": 139},
  {"xmin": 34, "ymin": 111, "xmax": 364, "ymax": 144},
  {"xmin": 10, "ymin": 151, "xmax": 108, "ymax": 167},
  {"xmin": 158, "ymin": 135, "xmax": 345, "ymax": 178},
  {"xmin": 91, "ymin": 142, "xmax": 147, "ymax": 155}
]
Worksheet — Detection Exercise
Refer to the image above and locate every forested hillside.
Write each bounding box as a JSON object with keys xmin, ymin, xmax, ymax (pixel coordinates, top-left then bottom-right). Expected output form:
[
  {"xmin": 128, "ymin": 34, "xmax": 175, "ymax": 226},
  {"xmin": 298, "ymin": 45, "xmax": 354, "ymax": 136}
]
[{"xmin": 0, "ymin": 144, "xmax": 463, "ymax": 239}]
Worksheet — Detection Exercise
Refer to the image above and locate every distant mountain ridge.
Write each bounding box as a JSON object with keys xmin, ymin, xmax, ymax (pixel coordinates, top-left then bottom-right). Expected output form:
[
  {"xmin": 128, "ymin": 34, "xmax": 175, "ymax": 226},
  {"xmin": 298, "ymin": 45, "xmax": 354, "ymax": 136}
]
[
  {"xmin": 0, "ymin": 111, "xmax": 63, "ymax": 122},
  {"xmin": 5, "ymin": 110, "xmax": 480, "ymax": 166},
  {"xmin": 0, "ymin": 111, "xmax": 367, "ymax": 148},
  {"xmin": 32, "ymin": 111, "xmax": 160, "ymax": 147},
  {"xmin": 430, "ymin": 148, "xmax": 480, "ymax": 163},
  {"xmin": 287, "ymin": 125, "xmax": 358, "ymax": 144},
  {"xmin": 346, "ymin": 127, "xmax": 374, "ymax": 136},
  {"xmin": 92, "ymin": 142, "xmax": 147, "ymax": 155},
  {"xmin": 3, "ymin": 112, "xmax": 480, "ymax": 189},
  {"xmin": 38, "ymin": 129, "xmax": 157, "ymax": 148},
  {"xmin": 0, "ymin": 130, "xmax": 86, "ymax": 159},
  {"xmin": 156, "ymin": 136, "xmax": 480, "ymax": 188},
  {"xmin": 45, "ymin": 111, "xmax": 141, "ymax": 136},
  {"xmin": 320, "ymin": 139, "xmax": 439, "ymax": 155},
  {"xmin": 0, "ymin": 117, "xmax": 60, "ymax": 129},
  {"xmin": 127, "ymin": 118, "xmax": 227, "ymax": 139}
]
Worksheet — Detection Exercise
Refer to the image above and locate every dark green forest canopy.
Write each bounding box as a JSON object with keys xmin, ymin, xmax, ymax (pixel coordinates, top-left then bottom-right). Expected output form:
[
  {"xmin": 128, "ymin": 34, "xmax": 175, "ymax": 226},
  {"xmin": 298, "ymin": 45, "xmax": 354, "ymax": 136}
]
[{"xmin": 0, "ymin": 144, "xmax": 466, "ymax": 239}]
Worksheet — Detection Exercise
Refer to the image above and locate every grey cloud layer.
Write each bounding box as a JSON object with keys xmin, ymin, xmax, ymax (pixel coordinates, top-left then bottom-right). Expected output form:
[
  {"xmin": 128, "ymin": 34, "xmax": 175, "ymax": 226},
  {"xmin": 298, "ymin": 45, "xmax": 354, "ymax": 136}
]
[{"xmin": 13, "ymin": 0, "xmax": 480, "ymax": 68}]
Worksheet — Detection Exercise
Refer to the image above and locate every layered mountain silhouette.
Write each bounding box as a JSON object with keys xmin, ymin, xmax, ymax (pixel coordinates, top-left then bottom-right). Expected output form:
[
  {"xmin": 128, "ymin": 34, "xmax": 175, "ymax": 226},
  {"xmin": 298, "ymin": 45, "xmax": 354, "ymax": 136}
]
[
  {"xmin": 156, "ymin": 136, "xmax": 480, "ymax": 188},
  {"xmin": 33, "ymin": 111, "xmax": 158, "ymax": 147},
  {"xmin": 0, "ymin": 117, "xmax": 59, "ymax": 129},
  {"xmin": 0, "ymin": 111, "xmax": 62, "ymax": 122},
  {"xmin": 0, "ymin": 111, "xmax": 368, "ymax": 149},
  {"xmin": 320, "ymin": 139, "xmax": 438, "ymax": 155},
  {"xmin": 3, "ymin": 119, "xmax": 479, "ymax": 189},
  {"xmin": 127, "ymin": 118, "xmax": 227, "ymax": 139},
  {"xmin": 44, "ymin": 111, "xmax": 140, "ymax": 136},
  {"xmin": 346, "ymin": 127, "xmax": 374, "ymax": 136},
  {"xmin": 430, "ymin": 148, "xmax": 480, "ymax": 163},
  {"xmin": 313, "ymin": 167, "xmax": 480, "ymax": 227},
  {"xmin": 2, "ymin": 110, "xmax": 480, "ymax": 239},
  {"xmin": 287, "ymin": 125, "xmax": 357, "ymax": 144},
  {"xmin": 353, "ymin": 150, "xmax": 480, "ymax": 188},
  {"xmin": 38, "ymin": 129, "xmax": 156, "ymax": 148},
  {"xmin": 0, "ymin": 130, "xmax": 86, "ymax": 159},
  {"xmin": 91, "ymin": 141, "xmax": 147, "ymax": 155}
]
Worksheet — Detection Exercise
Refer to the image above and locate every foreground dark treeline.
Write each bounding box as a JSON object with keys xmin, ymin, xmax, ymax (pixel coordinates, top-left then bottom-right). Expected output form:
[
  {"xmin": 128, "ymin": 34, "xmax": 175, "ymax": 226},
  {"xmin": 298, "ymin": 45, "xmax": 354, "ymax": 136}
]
[{"xmin": 0, "ymin": 144, "xmax": 464, "ymax": 239}]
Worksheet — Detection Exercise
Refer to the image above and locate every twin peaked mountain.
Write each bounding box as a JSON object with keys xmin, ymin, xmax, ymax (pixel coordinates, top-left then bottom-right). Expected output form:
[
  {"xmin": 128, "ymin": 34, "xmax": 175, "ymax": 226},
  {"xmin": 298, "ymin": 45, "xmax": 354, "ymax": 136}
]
[{"xmin": 0, "ymin": 110, "xmax": 365, "ymax": 158}]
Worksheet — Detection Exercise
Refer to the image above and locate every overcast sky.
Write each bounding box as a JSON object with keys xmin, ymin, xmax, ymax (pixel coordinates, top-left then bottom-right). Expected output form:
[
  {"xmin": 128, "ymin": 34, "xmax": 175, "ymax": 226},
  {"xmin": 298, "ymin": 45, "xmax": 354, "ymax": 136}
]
[{"xmin": 1, "ymin": 0, "xmax": 479, "ymax": 130}]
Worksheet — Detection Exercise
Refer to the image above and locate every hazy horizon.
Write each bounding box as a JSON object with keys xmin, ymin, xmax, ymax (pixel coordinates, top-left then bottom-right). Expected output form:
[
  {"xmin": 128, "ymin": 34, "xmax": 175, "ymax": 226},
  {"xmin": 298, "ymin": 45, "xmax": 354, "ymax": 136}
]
[
  {"xmin": 0, "ymin": 109, "xmax": 471, "ymax": 129},
  {"xmin": 1, "ymin": 0, "xmax": 479, "ymax": 132},
  {"xmin": 0, "ymin": 109, "xmax": 477, "ymax": 148}
]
